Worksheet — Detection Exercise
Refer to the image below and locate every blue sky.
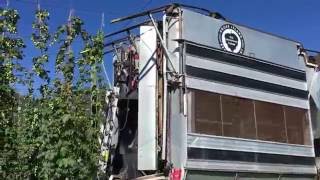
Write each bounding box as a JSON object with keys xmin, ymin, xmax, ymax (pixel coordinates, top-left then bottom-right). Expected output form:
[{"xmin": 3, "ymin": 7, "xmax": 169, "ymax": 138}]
[{"xmin": 2, "ymin": 0, "xmax": 320, "ymax": 93}]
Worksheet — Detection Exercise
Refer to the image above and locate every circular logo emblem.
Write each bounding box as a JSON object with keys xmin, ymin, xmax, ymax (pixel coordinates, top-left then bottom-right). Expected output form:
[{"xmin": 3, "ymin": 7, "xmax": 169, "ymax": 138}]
[{"xmin": 218, "ymin": 24, "xmax": 245, "ymax": 54}]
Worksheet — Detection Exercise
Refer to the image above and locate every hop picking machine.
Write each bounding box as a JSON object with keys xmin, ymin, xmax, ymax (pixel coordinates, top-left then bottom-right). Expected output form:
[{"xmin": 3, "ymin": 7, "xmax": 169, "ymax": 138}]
[{"xmin": 102, "ymin": 4, "xmax": 320, "ymax": 180}]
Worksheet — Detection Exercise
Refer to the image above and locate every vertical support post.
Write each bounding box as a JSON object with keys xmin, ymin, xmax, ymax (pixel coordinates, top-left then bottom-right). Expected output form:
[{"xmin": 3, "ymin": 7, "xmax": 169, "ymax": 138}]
[
  {"xmin": 166, "ymin": 7, "xmax": 187, "ymax": 169},
  {"xmin": 161, "ymin": 15, "xmax": 168, "ymax": 160},
  {"xmin": 37, "ymin": 0, "xmax": 40, "ymax": 11},
  {"xmin": 100, "ymin": 12, "xmax": 112, "ymax": 89},
  {"xmin": 100, "ymin": 12, "xmax": 105, "ymax": 30}
]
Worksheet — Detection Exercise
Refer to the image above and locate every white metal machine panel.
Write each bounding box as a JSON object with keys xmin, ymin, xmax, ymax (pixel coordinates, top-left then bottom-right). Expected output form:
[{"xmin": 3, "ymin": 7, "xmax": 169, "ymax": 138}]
[
  {"xmin": 187, "ymin": 133, "xmax": 315, "ymax": 157},
  {"xmin": 186, "ymin": 77, "xmax": 309, "ymax": 109},
  {"xmin": 186, "ymin": 159, "xmax": 316, "ymax": 175},
  {"xmin": 181, "ymin": 8, "xmax": 304, "ymax": 71},
  {"xmin": 138, "ymin": 26, "xmax": 157, "ymax": 170},
  {"xmin": 309, "ymin": 71, "xmax": 320, "ymax": 109},
  {"xmin": 307, "ymin": 68, "xmax": 320, "ymax": 138},
  {"xmin": 186, "ymin": 55, "xmax": 307, "ymax": 91}
]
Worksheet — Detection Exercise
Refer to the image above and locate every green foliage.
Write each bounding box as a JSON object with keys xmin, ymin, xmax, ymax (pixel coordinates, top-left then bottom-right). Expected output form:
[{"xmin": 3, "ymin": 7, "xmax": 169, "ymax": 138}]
[
  {"xmin": 0, "ymin": 8, "xmax": 25, "ymax": 84},
  {"xmin": 36, "ymin": 90, "xmax": 102, "ymax": 179},
  {"xmin": 32, "ymin": 9, "xmax": 51, "ymax": 96},
  {"xmin": 0, "ymin": 8, "xmax": 20, "ymax": 33},
  {"xmin": 33, "ymin": 12, "xmax": 104, "ymax": 179},
  {"xmin": 11, "ymin": 9, "xmax": 53, "ymax": 179},
  {"xmin": 1, "ymin": 7, "xmax": 106, "ymax": 179},
  {"xmin": 0, "ymin": 7, "xmax": 26, "ymax": 179}
]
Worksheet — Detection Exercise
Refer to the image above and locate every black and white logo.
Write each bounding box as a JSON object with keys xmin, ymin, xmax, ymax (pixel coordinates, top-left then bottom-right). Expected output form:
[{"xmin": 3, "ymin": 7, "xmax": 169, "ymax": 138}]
[{"xmin": 218, "ymin": 24, "xmax": 245, "ymax": 54}]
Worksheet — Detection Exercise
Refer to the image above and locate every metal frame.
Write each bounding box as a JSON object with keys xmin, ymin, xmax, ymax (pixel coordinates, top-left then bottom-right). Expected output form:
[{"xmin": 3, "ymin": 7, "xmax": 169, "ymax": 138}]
[
  {"xmin": 161, "ymin": 14, "xmax": 168, "ymax": 160},
  {"xmin": 187, "ymin": 133, "xmax": 314, "ymax": 157},
  {"xmin": 186, "ymin": 55, "xmax": 307, "ymax": 91},
  {"xmin": 165, "ymin": 6, "xmax": 188, "ymax": 168},
  {"xmin": 186, "ymin": 159, "xmax": 317, "ymax": 175},
  {"xmin": 109, "ymin": 3, "xmax": 219, "ymax": 24},
  {"xmin": 148, "ymin": 13, "xmax": 177, "ymax": 73},
  {"xmin": 186, "ymin": 77, "xmax": 309, "ymax": 109}
]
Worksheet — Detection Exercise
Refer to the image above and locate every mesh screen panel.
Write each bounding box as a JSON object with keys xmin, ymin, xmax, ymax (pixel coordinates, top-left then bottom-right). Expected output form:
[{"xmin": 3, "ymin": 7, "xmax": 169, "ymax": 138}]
[
  {"xmin": 221, "ymin": 95, "xmax": 256, "ymax": 139},
  {"xmin": 255, "ymin": 101, "xmax": 287, "ymax": 143},
  {"xmin": 190, "ymin": 89, "xmax": 311, "ymax": 145},
  {"xmin": 194, "ymin": 90, "xmax": 222, "ymax": 135}
]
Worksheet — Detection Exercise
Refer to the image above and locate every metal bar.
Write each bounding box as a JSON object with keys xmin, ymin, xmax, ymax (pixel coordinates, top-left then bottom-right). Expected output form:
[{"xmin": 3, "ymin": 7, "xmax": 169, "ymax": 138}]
[
  {"xmin": 148, "ymin": 13, "xmax": 177, "ymax": 73},
  {"xmin": 102, "ymin": 60, "xmax": 112, "ymax": 89},
  {"xmin": 110, "ymin": 3, "xmax": 219, "ymax": 24},
  {"xmin": 104, "ymin": 20, "xmax": 151, "ymax": 38},
  {"xmin": 161, "ymin": 14, "xmax": 167, "ymax": 160},
  {"xmin": 104, "ymin": 43, "xmax": 127, "ymax": 55},
  {"xmin": 103, "ymin": 50, "xmax": 113, "ymax": 55},
  {"xmin": 304, "ymin": 48, "xmax": 320, "ymax": 54},
  {"xmin": 110, "ymin": 5, "xmax": 170, "ymax": 24},
  {"xmin": 187, "ymin": 134, "xmax": 315, "ymax": 157},
  {"xmin": 178, "ymin": 4, "xmax": 211, "ymax": 15},
  {"xmin": 104, "ymin": 36, "xmax": 130, "ymax": 47},
  {"xmin": 300, "ymin": 51, "xmax": 318, "ymax": 68},
  {"xmin": 186, "ymin": 159, "xmax": 317, "ymax": 175}
]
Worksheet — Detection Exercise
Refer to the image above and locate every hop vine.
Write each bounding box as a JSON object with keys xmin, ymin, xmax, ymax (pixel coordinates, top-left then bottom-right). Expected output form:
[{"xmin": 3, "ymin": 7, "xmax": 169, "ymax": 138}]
[
  {"xmin": 0, "ymin": 7, "xmax": 26, "ymax": 179},
  {"xmin": 1, "ymin": 6, "xmax": 107, "ymax": 179}
]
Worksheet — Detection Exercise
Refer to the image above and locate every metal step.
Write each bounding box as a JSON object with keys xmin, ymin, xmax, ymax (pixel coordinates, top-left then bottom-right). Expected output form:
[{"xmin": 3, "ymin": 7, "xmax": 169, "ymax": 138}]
[{"xmin": 133, "ymin": 173, "xmax": 166, "ymax": 180}]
